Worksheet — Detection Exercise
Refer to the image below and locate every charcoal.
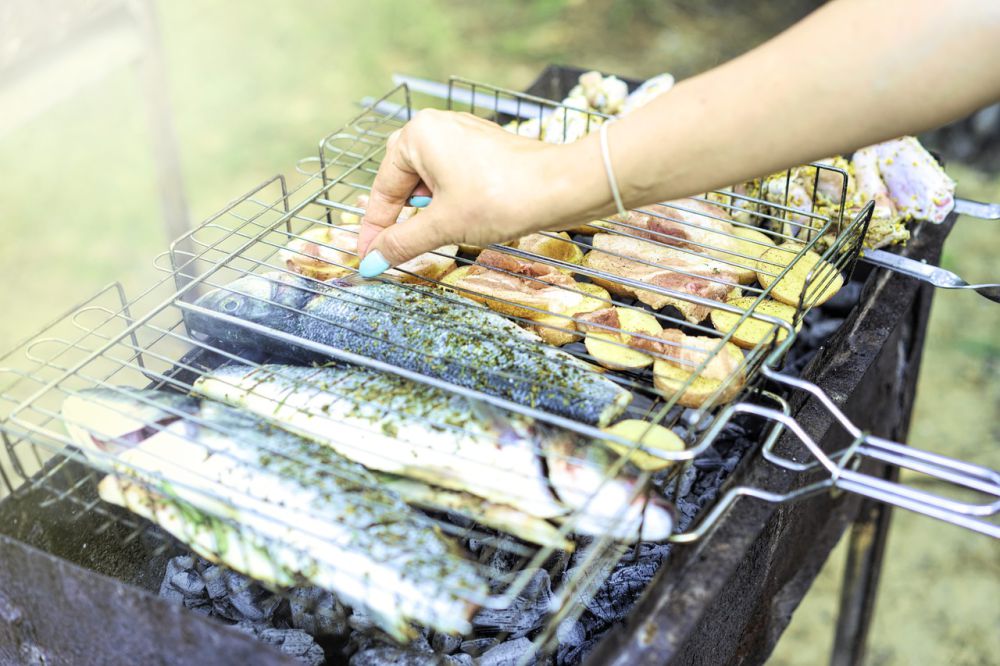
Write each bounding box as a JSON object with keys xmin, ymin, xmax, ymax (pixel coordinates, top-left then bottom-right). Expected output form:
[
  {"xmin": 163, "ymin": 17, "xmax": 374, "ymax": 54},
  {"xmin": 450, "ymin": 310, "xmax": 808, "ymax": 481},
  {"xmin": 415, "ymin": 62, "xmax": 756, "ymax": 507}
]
[
  {"xmin": 289, "ymin": 587, "xmax": 348, "ymax": 637},
  {"xmin": 486, "ymin": 536, "xmax": 521, "ymax": 579},
  {"xmin": 820, "ymin": 281, "xmax": 862, "ymax": 316},
  {"xmin": 348, "ymin": 608, "xmax": 376, "ymax": 633},
  {"xmin": 473, "ymin": 569, "xmax": 551, "ymax": 638},
  {"xmin": 555, "ymin": 619, "xmax": 586, "ymax": 660},
  {"xmin": 159, "ymin": 555, "xmax": 194, "ymax": 601},
  {"xmin": 431, "ymin": 631, "xmax": 462, "ymax": 655},
  {"xmin": 478, "ymin": 637, "xmax": 536, "ymax": 666},
  {"xmin": 158, "ymin": 584, "xmax": 185, "ymax": 605},
  {"xmin": 556, "ymin": 636, "xmax": 600, "ymax": 666},
  {"xmin": 584, "ymin": 557, "xmax": 662, "ymax": 624},
  {"xmin": 676, "ymin": 463, "xmax": 698, "ymax": 499},
  {"xmin": 225, "ymin": 571, "xmax": 280, "ymax": 622},
  {"xmin": 256, "ymin": 628, "xmax": 325, "ymax": 665},
  {"xmin": 809, "ymin": 317, "xmax": 845, "ymax": 344},
  {"xmin": 349, "ymin": 646, "xmax": 439, "ymax": 666},
  {"xmin": 460, "ymin": 637, "xmax": 499, "ymax": 657},
  {"xmin": 202, "ymin": 565, "xmax": 227, "ymax": 600},
  {"xmin": 681, "ymin": 408, "xmax": 714, "ymax": 432},
  {"xmin": 171, "ymin": 569, "xmax": 207, "ymax": 597},
  {"xmin": 407, "ymin": 631, "xmax": 434, "ymax": 654},
  {"xmin": 444, "ymin": 654, "xmax": 474, "ymax": 666},
  {"xmin": 185, "ymin": 601, "xmax": 213, "ymax": 617}
]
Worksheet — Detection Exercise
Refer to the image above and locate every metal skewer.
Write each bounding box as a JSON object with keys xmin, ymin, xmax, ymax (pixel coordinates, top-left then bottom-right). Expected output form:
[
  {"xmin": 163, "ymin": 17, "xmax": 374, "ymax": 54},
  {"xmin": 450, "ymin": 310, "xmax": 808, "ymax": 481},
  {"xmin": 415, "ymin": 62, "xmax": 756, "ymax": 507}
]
[{"xmin": 861, "ymin": 249, "xmax": 1000, "ymax": 304}]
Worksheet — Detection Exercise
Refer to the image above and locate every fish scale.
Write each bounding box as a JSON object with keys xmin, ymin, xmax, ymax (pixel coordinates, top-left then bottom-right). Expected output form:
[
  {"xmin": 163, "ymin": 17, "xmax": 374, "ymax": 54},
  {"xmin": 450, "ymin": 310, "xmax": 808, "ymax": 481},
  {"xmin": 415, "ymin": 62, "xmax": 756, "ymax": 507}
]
[
  {"xmin": 187, "ymin": 274, "xmax": 632, "ymax": 426},
  {"xmin": 194, "ymin": 364, "xmax": 675, "ymax": 543},
  {"xmin": 61, "ymin": 388, "xmax": 487, "ymax": 640}
]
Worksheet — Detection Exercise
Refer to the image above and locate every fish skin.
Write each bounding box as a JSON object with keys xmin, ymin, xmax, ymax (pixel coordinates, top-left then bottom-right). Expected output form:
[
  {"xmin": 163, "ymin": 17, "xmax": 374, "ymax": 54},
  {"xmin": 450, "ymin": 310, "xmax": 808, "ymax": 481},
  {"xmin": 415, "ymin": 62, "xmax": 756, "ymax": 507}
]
[
  {"xmin": 187, "ymin": 274, "xmax": 631, "ymax": 426},
  {"xmin": 194, "ymin": 364, "xmax": 675, "ymax": 542},
  {"xmin": 374, "ymin": 473, "xmax": 576, "ymax": 552},
  {"xmin": 62, "ymin": 387, "xmax": 486, "ymax": 640}
]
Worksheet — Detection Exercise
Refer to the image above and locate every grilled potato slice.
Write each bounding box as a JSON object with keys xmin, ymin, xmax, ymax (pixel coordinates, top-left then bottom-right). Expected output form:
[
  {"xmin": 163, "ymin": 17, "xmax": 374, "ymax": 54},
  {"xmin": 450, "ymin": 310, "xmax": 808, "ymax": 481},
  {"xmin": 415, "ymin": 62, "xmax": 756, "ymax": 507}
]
[
  {"xmin": 388, "ymin": 244, "xmax": 458, "ymax": 284},
  {"xmin": 600, "ymin": 420, "xmax": 684, "ymax": 472},
  {"xmin": 584, "ymin": 308, "xmax": 663, "ymax": 371},
  {"xmin": 652, "ymin": 333, "xmax": 745, "ymax": 408},
  {"xmin": 755, "ymin": 246, "xmax": 843, "ymax": 307},
  {"xmin": 566, "ymin": 219, "xmax": 615, "ymax": 235},
  {"xmin": 510, "ymin": 232, "xmax": 584, "ymax": 270},
  {"xmin": 280, "ymin": 225, "xmax": 358, "ymax": 279},
  {"xmin": 710, "ymin": 297, "xmax": 800, "ymax": 349},
  {"xmin": 731, "ymin": 227, "xmax": 775, "ymax": 258}
]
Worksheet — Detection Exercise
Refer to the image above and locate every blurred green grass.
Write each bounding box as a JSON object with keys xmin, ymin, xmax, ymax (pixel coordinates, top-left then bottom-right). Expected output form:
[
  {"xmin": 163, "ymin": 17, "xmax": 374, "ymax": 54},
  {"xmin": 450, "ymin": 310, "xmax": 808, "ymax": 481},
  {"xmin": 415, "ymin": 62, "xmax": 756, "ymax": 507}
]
[{"xmin": 0, "ymin": 2, "xmax": 996, "ymax": 664}]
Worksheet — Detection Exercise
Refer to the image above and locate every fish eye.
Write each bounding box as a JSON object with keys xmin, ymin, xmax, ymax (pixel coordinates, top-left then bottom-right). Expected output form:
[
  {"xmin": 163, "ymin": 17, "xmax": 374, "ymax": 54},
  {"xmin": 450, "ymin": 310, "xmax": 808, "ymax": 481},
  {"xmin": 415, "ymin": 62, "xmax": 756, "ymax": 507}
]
[{"xmin": 221, "ymin": 297, "xmax": 241, "ymax": 313}]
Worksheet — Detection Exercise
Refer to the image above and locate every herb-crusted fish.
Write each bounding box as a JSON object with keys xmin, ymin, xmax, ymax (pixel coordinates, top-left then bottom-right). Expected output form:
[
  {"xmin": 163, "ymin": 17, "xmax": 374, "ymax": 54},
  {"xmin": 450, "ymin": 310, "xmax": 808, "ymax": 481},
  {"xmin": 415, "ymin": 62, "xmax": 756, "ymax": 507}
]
[
  {"xmin": 193, "ymin": 364, "xmax": 674, "ymax": 542},
  {"xmin": 187, "ymin": 274, "xmax": 631, "ymax": 426},
  {"xmin": 61, "ymin": 388, "xmax": 487, "ymax": 640}
]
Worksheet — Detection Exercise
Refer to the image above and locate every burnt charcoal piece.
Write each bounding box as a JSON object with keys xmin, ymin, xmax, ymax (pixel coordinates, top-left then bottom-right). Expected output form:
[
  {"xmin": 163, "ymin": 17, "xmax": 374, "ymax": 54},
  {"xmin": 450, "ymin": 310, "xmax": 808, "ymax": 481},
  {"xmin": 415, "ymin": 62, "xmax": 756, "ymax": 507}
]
[
  {"xmin": 349, "ymin": 646, "xmax": 439, "ymax": 666},
  {"xmin": 478, "ymin": 636, "xmax": 538, "ymax": 666},
  {"xmin": 444, "ymin": 654, "xmax": 474, "ymax": 666},
  {"xmin": 158, "ymin": 555, "xmax": 195, "ymax": 603},
  {"xmin": 234, "ymin": 623, "xmax": 325, "ymax": 666},
  {"xmin": 171, "ymin": 569, "xmax": 207, "ymax": 597},
  {"xmin": 820, "ymin": 280, "xmax": 863, "ymax": 317},
  {"xmin": 203, "ymin": 565, "xmax": 227, "ymax": 600},
  {"xmin": 460, "ymin": 637, "xmax": 499, "ymax": 657},
  {"xmin": 289, "ymin": 587, "xmax": 349, "ymax": 638},
  {"xmin": 430, "ymin": 630, "xmax": 462, "ymax": 654},
  {"xmin": 473, "ymin": 569, "xmax": 552, "ymax": 638},
  {"xmin": 223, "ymin": 569, "xmax": 281, "ymax": 623}
]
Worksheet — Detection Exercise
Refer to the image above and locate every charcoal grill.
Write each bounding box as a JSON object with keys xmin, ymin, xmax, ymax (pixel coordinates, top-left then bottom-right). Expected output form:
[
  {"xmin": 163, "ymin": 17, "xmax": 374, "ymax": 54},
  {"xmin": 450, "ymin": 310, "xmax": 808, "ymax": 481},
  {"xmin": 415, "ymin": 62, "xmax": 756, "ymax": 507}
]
[{"xmin": 1, "ymin": 65, "xmax": 998, "ymax": 665}]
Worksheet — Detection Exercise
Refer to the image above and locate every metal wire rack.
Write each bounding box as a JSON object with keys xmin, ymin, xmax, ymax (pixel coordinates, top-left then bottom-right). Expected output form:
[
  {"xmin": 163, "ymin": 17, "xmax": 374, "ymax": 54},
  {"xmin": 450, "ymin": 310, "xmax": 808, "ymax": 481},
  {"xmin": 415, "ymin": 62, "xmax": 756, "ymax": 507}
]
[{"xmin": 5, "ymin": 75, "xmax": 972, "ymax": 658}]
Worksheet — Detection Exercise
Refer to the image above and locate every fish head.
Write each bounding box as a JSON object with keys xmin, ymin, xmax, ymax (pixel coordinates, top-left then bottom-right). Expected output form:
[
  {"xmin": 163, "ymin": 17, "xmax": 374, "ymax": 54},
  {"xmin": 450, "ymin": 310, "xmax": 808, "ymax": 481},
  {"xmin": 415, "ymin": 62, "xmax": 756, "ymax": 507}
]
[
  {"xmin": 189, "ymin": 272, "xmax": 314, "ymax": 343},
  {"xmin": 545, "ymin": 434, "xmax": 675, "ymax": 542},
  {"xmin": 62, "ymin": 388, "xmax": 199, "ymax": 456}
]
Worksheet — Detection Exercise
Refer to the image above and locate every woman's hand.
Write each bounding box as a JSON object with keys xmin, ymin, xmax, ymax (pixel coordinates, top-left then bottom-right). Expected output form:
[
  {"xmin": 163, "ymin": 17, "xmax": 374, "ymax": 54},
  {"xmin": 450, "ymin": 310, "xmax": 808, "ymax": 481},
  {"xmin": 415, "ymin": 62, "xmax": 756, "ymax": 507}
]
[{"xmin": 357, "ymin": 109, "xmax": 609, "ymax": 276}]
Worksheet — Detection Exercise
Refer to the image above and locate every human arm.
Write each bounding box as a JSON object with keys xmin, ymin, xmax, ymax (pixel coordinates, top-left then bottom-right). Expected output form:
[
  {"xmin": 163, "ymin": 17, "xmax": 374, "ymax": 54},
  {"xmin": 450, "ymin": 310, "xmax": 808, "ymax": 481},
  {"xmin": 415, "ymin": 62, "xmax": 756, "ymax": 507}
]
[{"xmin": 358, "ymin": 0, "xmax": 1000, "ymax": 275}]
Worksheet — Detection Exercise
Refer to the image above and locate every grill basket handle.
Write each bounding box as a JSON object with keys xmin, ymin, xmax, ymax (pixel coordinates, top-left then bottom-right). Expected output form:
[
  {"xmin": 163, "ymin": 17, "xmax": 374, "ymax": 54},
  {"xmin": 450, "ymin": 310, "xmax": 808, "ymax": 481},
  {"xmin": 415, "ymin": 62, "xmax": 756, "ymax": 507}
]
[{"xmin": 751, "ymin": 370, "xmax": 1000, "ymax": 538}]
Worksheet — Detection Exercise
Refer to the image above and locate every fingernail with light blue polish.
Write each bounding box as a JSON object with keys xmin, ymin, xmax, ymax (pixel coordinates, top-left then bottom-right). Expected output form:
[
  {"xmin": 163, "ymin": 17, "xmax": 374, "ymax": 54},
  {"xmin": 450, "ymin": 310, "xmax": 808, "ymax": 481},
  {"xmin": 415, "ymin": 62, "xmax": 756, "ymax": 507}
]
[
  {"xmin": 358, "ymin": 250, "xmax": 390, "ymax": 278},
  {"xmin": 408, "ymin": 195, "xmax": 432, "ymax": 208}
]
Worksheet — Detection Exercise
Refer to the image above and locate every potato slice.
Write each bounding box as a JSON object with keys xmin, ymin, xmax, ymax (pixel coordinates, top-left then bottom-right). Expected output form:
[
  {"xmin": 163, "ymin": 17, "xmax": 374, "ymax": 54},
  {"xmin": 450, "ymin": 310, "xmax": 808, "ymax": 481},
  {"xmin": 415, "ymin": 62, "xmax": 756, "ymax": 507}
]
[
  {"xmin": 731, "ymin": 226, "xmax": 775, "ymax": 253},
  {"xmin": 652, "ymin": 335, "xmax": 745, "ymax": 408},
  {"xmin": 566, "ymin": 219, "xmax": 615, "ymax": 235},
  {"xmin": 388, "ymin": 244, "xmax": 458, "ymax": 284},
  {"xmin": 510, "ymin": 232, "xmax": 584, "ymax": 271},
  {"xmin": 600, "ymin": 420, "xmax": 685, "ymax": 472},
  {"xmin": 755, "ymin": 246, "xmax": 843, "ymax": 307},
  {"xmin": 710, "ymin": 297, "xmax": 800, "ymax": 349},
  {"xmin": 280, "ymin": 225, "xmax": 358, "ymax": 279},
  {"xmin": 584, "ymin": 308, "xmax": 663, "ymax": 371}
]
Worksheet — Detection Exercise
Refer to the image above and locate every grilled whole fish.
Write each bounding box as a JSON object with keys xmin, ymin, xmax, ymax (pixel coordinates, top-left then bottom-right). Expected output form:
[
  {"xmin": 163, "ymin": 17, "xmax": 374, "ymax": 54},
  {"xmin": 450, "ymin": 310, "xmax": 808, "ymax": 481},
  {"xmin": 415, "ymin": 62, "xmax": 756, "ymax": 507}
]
[
  {"xmin": 61, "ymin": 388, "xmax": 486, "ymax": 640},
  {"xmin": 374, "ymin": 473, "xmax": 576, "ymax": 552},
  {"xmin": 193, "ymin": 364, "xmax": 674, "ymax": 542},
  {"xmin": 186, "ymin": 273, "xmax": 631, "ymax": 426}
]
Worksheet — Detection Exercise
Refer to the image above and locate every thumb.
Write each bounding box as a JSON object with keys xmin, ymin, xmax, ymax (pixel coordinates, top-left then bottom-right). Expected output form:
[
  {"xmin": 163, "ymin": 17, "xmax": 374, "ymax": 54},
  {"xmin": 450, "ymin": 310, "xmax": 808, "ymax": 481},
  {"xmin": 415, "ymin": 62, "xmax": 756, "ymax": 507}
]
[{"xmin": 358, "ymin": 210, "xmax": 449, "ymax": 277}]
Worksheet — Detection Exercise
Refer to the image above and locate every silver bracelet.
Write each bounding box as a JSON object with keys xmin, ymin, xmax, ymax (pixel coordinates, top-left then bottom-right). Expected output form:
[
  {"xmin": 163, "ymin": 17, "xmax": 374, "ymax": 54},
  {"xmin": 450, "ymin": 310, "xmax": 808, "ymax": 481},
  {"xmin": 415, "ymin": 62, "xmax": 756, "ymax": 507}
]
[{"xmin": 599, "ymin": 120, "xmax": 627, "ymax": 218}]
